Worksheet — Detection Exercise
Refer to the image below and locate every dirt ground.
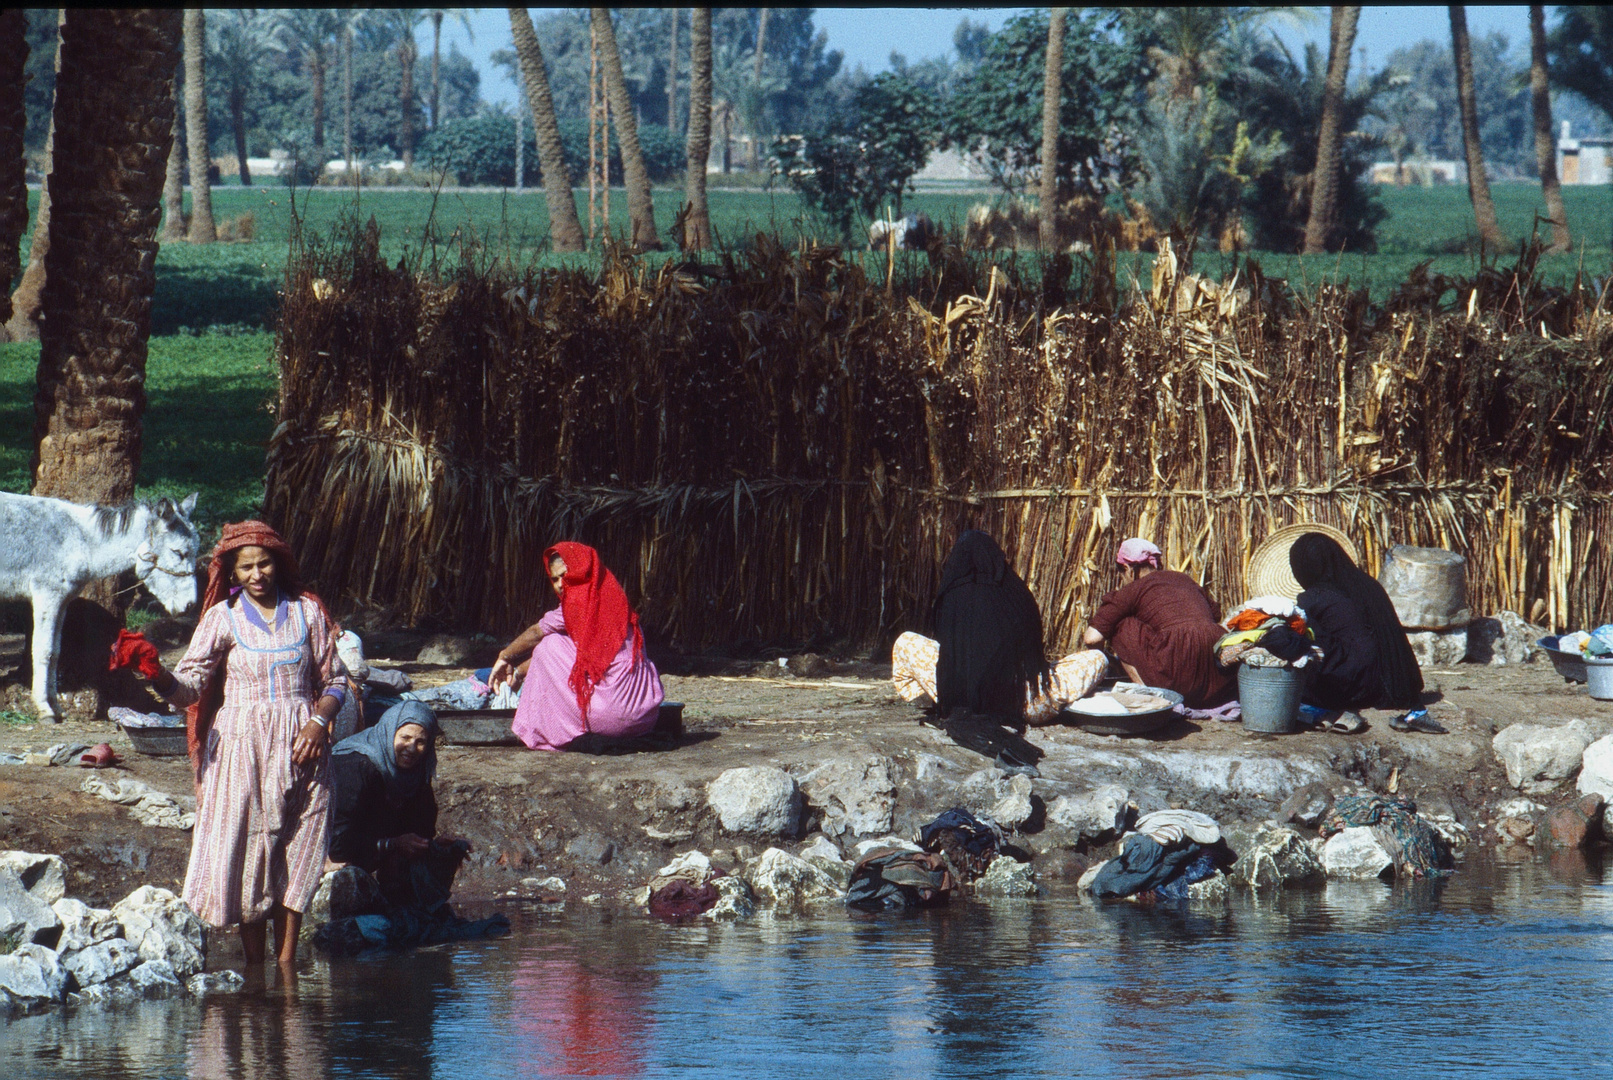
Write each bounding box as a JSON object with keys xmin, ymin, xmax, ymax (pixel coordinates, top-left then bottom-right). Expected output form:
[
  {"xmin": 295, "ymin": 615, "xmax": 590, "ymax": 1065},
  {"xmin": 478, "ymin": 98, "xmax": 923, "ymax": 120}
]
[{"xmin": 2, "ymin": 631, "xmax": 1609, "ymax": 911}]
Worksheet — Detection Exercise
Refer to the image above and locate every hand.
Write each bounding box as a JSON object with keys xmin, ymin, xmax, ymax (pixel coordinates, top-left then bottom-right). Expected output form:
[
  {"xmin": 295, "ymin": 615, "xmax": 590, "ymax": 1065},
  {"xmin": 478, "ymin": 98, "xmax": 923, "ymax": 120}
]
[
  {"xmin": 109, "ymin": 629, "xmax": 163, "ymax": 679},
  {"xmin": 488, "ymin": 656, "xmax": 514, "ymax": 690},
  {"xmin": 388, "ymin": 833, "xmax": 432, "ymax": 859},
  {"xmin": 437, "ymin": 833, "xmax": 471, "ymax": 852},
  {"xmin": 291, "ymin": 718, "xmax": 329, "ymax": 767}
]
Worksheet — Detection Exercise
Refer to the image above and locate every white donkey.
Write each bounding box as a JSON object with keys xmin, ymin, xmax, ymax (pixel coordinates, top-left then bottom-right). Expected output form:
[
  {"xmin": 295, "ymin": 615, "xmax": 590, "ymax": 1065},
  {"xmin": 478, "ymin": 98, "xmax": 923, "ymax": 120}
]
[{"xmin": 0, "ymin": 491, "xmax": 201, "ymax": 721}]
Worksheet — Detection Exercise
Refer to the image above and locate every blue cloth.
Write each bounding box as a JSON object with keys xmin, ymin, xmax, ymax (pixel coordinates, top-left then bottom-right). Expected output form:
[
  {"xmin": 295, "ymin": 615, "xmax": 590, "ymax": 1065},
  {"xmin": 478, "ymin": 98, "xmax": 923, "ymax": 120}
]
[
  {"xmin": 332, "ymin": 701, "xmax": 440, "ymax": 807},
  {"xmin": 1089, "ymin": 834, "xmax": 1207, "ymax": 899}
]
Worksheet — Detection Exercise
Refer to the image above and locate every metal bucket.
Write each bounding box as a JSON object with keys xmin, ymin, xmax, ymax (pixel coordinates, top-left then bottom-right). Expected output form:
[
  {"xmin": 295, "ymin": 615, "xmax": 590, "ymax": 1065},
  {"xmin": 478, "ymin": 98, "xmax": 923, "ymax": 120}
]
[
  {"xmin": 1588, "ymin": 658, "xmax": 1613, "ymax": 701},
  {"xmin": 1238, "ymin": 665, "xmax": 1304, "ymax": 734}
]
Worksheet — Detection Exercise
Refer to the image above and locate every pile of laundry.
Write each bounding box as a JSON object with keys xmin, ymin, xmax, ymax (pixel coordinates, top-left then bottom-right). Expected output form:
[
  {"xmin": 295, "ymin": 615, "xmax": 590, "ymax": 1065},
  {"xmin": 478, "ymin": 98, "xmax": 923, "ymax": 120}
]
[
  {"xmin": 399, "ymin": 672, "xmax": 518, "ymax": 713},
  {"xmin": 846, "ymin": 808, "xmax": 1008, "ymax": 910},
  {"xmin": 1215, "ymin": 596, "xmax": 1322, "ymax": 671},
  {"xmin": 80, "ymin": 775, "xmax": 196, "ymax": 830},
  {"xmin": 1318, "ymin": 794, "xmax": 1453, "ymax": 878},
  {"xmin": 1084, "ymin": 809, "xmax": 1234, "ymax": 902},
  {"xmin": 1557, "ymin": 625, "xmax": 1613, "ymax": 657}
]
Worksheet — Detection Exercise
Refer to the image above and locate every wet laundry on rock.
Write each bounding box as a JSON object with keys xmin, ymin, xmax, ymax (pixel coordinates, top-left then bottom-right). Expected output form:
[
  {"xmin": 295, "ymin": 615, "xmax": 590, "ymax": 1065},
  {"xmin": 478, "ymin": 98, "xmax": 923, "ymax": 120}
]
[
  {"xmin": 919, "ymin": 807, "xmax": 1004, "ymax": 882},
  {"xmin": 846, "ymin": 848, "xmax": 958, "ymax": 910},
  {"xmin": 1318, "ymin": 794, "xmax": 1452, "ymax": 878}
]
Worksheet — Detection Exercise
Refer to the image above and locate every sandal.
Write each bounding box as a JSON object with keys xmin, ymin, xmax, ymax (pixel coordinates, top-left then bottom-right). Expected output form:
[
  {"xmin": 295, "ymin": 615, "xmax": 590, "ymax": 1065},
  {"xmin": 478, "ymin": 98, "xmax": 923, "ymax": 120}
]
[
  {"xmin": 79, "ymin": 743, "xmax": 121, "ymax": 768},
  {"xmin": 1326, "ymin": 711, "xmax": 1367, "ymax": 734},
  {"xmin": 1389, "ymin": 709, "xmax": 1447, "ymax": 734}
]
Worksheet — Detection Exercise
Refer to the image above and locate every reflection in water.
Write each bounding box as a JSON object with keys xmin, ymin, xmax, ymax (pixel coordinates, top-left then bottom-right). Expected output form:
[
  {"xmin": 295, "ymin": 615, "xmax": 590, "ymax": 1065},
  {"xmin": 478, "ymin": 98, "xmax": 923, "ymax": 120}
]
[{"xmin": 6, "ymin": 856, "xmax": 1613, "ymax": 1079}]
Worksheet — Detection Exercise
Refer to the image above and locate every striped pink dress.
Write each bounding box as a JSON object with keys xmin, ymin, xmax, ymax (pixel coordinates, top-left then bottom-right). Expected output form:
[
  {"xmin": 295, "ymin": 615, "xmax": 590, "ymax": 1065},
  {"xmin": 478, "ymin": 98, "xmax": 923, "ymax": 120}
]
[{"xmin": 168, "ymin": 594, "xmax": 342, "ymax": 927}]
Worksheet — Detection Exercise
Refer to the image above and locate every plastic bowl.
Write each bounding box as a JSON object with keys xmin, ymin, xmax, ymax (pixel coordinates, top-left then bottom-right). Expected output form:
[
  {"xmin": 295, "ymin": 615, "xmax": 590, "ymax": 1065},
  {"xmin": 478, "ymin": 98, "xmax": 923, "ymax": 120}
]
[
  {"xmin": 1538, "ymin": 636, "xmax": 1589, "ymax": 684},
  {"xmin": 1062, "ymin": 683, "xmax": 1183, "ymax": 736}
]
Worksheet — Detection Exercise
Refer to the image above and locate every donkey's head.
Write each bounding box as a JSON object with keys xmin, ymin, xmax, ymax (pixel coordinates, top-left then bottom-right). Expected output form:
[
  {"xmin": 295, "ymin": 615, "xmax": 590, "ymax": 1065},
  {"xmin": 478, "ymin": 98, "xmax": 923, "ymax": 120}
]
[{"xmin": 135, "ymin": 493, "xmax": 201, "ymax": 615}]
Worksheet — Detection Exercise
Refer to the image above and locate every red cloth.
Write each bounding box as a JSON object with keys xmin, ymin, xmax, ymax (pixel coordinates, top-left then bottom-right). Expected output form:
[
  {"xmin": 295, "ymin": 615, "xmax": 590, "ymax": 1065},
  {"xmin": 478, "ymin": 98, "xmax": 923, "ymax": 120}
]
[
  {"xmin": 109, "ymin": 630, "xmax": 162, "ymax": 679},
  {"xmin": 544, "ymin": 542, "xmax": 643, "ymax": 725},
  {"xmin": 1089, "ymin": 570, "xmax": 1235, "ymax": 709},
  {"xmin": 187, "ymin": 521, "xmax": 337, "ymax": 766}
]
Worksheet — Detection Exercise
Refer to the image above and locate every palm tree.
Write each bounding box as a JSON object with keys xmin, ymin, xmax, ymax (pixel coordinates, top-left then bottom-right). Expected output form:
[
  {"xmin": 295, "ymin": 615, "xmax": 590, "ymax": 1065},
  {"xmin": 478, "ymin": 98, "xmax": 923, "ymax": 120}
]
[
  {"xmin": 591, "ymin": 9, "xmax": 659, "ymax": 250},
  {"xmin": 376, "ymin": 10, "xmax": 426, "ymax": 166},
  {"xmin": 1529, "ymin": 4, "xmax": 1571, "ymax": 252},
  {"xmin": 274, "ymin": 10, "xmax": 341, "ymax": 165},
  {"xmin": 1449, "ymin": 6, "xmax": 1506, "ymax": 249},
  {"xmin": 341, "ymin": 9, "xmax": 366, "ymax": 183},
  {"xmin": 748, "ymin": 8, "xmax": 769, "ymax": 171},
  {"xmin": 1040, "ymin": 8, "xmax": 1066, "ymax": 251},
  {"xmin": 32, "ymin": 8, "xmax": 181, "ymax": 511},
  {"xmin": 0, "ymin": 8, "xmax": 31, "ymax": 326},
  {"xmin": 183, "ymin": 9, "xmax": 215, "ymax": 243},
  {"xmin": 684, "ymin": 7, "xmax": 714, "ymax": 249},
  {"xmin": 666, "ymin": 8, "xmax": 680, "ymax": 135},
  {"xmin": 426, "ymin": 9, "xmax": 473, "ymax": 131},
  {"xmin": 6, "ymin": 9, "xmax": 64, "ymax": 343},
  {"xmin": 160, "ymin": 73, "xmax": 185, "ymax": 239},
  {"xmin": 210, "ymin": 9, "xmax": 281, "ymax": 187},
  {"xmin": 509, "ymin": 8, "xmax": 586, "ymax": 253},
  {"xmin": 1302, "ymin": 6, "xmax": 1360, "ymax": 254}
]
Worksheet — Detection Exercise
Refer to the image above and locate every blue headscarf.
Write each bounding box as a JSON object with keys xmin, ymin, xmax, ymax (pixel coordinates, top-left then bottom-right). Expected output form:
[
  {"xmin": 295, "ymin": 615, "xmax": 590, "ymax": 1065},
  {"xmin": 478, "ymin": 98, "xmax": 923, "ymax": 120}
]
[{"xmin": 332, "ymin": 700, "xmax": 440, "ymax": 805}]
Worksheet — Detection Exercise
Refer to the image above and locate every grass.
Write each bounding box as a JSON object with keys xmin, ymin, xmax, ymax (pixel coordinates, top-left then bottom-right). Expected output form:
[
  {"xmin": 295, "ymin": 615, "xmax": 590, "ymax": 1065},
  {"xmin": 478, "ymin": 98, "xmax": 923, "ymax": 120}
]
[{"xmin": 0, "ymin": 333, "xmax": 277, "ymax": 539}]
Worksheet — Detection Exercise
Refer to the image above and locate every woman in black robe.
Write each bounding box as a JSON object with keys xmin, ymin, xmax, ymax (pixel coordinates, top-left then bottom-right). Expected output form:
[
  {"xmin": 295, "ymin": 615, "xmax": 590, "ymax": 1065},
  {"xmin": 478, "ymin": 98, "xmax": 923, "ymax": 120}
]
[
  {"xmin": 930, "ymin": 531, "xmax": 1050, "ymax": 721},
  {"xmin": 1289, "ymin": 533, "xmax": 1423, "ymax": 711}
]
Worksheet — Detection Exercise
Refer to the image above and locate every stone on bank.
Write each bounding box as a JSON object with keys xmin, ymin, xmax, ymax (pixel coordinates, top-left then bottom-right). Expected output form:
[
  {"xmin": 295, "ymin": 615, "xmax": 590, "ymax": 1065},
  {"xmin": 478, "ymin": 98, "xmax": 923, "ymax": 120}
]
[
  {"xmin": 708, "ymin": 767, "xmax": 803, "ymax": 836},
  {"xmin": 1492, "ymin": 720, "xmax": 1593, "ymax": 795}
]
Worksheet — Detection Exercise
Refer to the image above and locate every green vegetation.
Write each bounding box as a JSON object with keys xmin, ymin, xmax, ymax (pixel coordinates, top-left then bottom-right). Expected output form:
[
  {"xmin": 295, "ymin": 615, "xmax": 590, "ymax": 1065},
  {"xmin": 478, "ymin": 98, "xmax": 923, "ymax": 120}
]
[{"xmin": 0, "ymin": 333, "xmax": 276, "ymax": 537}]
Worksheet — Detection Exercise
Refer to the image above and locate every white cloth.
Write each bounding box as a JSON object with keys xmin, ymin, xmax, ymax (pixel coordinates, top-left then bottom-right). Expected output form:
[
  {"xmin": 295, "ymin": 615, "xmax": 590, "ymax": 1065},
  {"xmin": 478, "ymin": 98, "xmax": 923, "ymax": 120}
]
[
  {"xmin": 1133, "ymin": 809, "xmax": 1220, "ymax": 847},
  {"xmin": 80, "ymin": 776, "xmax": 197, "ymax": 830}
]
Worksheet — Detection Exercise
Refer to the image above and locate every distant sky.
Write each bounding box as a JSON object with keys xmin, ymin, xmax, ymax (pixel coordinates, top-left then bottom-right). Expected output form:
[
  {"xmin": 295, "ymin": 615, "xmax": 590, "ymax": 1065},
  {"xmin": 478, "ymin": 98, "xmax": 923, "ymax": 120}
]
[{"xmin": 439, "ymin": 7, "xmax": 1539, "ymax": 111}]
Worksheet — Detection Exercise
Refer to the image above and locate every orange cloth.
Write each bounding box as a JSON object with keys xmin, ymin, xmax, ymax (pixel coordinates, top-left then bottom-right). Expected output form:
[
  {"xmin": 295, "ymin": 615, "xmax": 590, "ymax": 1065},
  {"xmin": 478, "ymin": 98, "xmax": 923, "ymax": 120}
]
[{"xmin": 1227, "ymin": 608, "xmax": 1307, "ymax": 634}]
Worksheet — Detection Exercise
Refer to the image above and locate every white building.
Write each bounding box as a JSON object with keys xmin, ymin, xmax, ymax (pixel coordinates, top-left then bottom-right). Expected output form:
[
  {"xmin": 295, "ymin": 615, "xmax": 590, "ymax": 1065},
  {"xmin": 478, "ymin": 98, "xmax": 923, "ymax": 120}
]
[{"xmin": 1557, "ymin": 121, "xmax": 1613, "ymax": 185}]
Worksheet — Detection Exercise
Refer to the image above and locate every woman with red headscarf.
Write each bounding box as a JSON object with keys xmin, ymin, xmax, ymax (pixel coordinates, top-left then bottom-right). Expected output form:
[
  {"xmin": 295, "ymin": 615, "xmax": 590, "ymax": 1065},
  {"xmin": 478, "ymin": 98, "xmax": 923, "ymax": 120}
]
[
  {"xmin": 489, "ymin": 542, "xmax": 665, "ymax": 751},
  {"xmin": 1082, "ymin": 537, "xmax": 1234, "ymax": 709},
  {"xmin": 133, "ymin": 521, "xmax": 344, "ymax": 965}
]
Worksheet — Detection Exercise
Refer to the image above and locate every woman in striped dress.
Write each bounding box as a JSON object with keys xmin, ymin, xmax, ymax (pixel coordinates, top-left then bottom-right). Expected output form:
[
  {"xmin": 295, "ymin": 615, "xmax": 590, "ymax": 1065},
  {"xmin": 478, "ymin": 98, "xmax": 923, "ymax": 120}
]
[{"xmin": 144, "ymin": 521, "xmax": 344, "ymax": 965}]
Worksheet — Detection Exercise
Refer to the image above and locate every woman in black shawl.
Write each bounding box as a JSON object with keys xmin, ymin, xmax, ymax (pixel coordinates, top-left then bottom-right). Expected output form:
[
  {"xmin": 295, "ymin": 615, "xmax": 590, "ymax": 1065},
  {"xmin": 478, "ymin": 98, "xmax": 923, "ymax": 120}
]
[
  {"xmin": 929, "ymin": 531, "xmax": 1050, "ymax": 720},
  {"xmin": 1289, "ymin": 533, "xmax": 1423, "ymax": 710}
]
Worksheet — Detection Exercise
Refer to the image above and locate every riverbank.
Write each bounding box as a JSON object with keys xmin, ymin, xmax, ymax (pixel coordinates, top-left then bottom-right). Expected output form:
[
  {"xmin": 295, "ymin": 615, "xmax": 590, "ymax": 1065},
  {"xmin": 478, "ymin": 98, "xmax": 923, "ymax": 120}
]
[{"xmin": 3, "ymin": 644, "xmax": 1609, "ymax": 917}]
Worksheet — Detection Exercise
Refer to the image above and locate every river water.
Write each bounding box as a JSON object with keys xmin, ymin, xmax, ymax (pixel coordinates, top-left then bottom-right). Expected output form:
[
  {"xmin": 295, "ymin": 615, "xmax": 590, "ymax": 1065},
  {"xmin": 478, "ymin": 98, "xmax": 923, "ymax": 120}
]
[{"xmin": 8, "ymin": 855, "xmax": 1613, "ymax": 1079}]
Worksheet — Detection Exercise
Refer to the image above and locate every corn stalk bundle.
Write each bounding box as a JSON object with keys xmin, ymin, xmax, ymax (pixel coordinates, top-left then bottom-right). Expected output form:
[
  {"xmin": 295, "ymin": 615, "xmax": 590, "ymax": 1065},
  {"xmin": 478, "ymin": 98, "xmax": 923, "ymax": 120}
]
[{"xmin": 267, "ymin": 221, "xmax": 1613, "ymax": 649}]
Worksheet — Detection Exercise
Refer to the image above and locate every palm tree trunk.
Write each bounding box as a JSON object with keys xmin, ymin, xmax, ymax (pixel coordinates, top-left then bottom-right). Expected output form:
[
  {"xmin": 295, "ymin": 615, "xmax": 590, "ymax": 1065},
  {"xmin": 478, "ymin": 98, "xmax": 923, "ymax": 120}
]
[
  {"xmin": 1303, "ymin": 6, "xmax": 1360, "ymax": 254},
  {"xmin": 748, "ymin": 8, "xmax": 769, "ymax": 172},
  {"xmin": 509, "ymin": 8, "xmax": 585, "ymax": 252},
  {"xmin": 1530, "ymin": 4, "xmax": 1571, "ymax": 253},
  {"xmin": 32, "ymin": 8, "xmax": 181, "ymax": 509},
  {"xmin": 5, "ymin": 10, "xmax": 63, "ymax": 343},
  {"xmin": 183, "ymin": 9, "xmax": 214, "ymax": 243},
  {"xmin": 0, "ymin": 9, "xmax": 27, "ymax": 329},
  {"xmin": 1039, "ymin": 8, "xmax": 1065, "ymax": 251},
  {"xmin": 667, "ymin": 8, "xmax": 678, "ymax": 132},
  {"xmin": 592, "ymin": 8, "xmax": 659, "ymax": 250},
  {"xmin": 431, "ymin": 12, "xmax": 442, "ymax": 131},
  {"xmin": 1450, "ymin": 5, "xmax": 1507, "ymax": 249},
  {"xmin": 684, "ymin": 7, "xmax": 713, "ymax": 250},
  {"xmin": 343, "ymin": 23, "xmax": 354, "ymax": 183},
  {"xmin": 160, "ymin": 72, "xmax": 186, "ymax": 239},
  {"xmin": 311, "ymin": 55, "xmax": 326, "ymax": 162},
  {"xmin": 399, "ymin": 41, "xmax": 416, "ymax": 166},
  {"xmin": 231, "ymin": 85, "xmax": 251, "ymax": 186}
]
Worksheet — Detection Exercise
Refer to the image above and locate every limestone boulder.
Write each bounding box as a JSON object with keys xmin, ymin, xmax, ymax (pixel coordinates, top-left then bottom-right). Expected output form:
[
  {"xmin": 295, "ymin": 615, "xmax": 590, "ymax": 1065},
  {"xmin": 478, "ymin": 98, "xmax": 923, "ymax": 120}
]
[
  {"xmin": 1577, "ymin": 734, "xmax": 1613, "ymax": 800},
  {"xmin": 1231, "ymin": 825, "xmax": 1325, "ymax": 889},
  {"xmin": 1046, "ymin": 785, "xmax": 1130, "ymax": 842},
  {"xmin": 62, "ymin": 938, "xmax": 141, "ymax": 988},
  {"xmin": 0, "ymin": 851, "xmax": 68, "ymax": 903},
  {"xmin": 797, "ymin": 836, "xmax": 851, "ymax": 888},
  {"xmin": 1187, "ymin": 872, "xmax": 1231, "ymax": 904},
  {"xmin": 1320, "ymin": 827, "xmax": 1393, "ymax": 880},
  {"xmin": 1278, "ymin": 783, "xmax": 1336, "ymax": 829},
  {"xmin": 188, "ymin": 970, "xmax": 246, "ymax": 996},
  {"xmin": 112, "ymin": 886, "xmax": 206, "ymax": 977},
  {"xmin": 1405, "ymin": 628, "xmax": 1469, "ymax": 667},
  {"xmin": 708, "ymin": 767, "xmax": 803, "ymax": 836},
  {"xmin": 1467, "ymin": 612, "xmax": 1547, "ymax": 666},
  {"xmin": 706, "ymin": 875, "xmax": 756, "ymax": 921},
  {"xmin": 988, "ymin": 774, "xmax": 1035, "ymax": 831},
  {"xmin": 743, "ymin": 848, "xmax": 843, "ymax": 908},
  {"xmin": 798, "ymin": 755, "xmax": 897, "ymax": 837},
  {"xmin": 974, "ymin": 857, "xmax": 1038, "ymax": 897},
  {"xmin": 52, "ymin": 898, "xmax": 120, "ymax": 954},
  {"xmin": 0, "ymin": 943, "xmax": 67, "ymax": 1003},
  {"xmin": 1494, "ymin": 720, "xmax": 1593, "ymax": 794},
  {"xmin": 0, "ymin": 867, "xmax": 62, "ymax": 951},
  {"xmin": 127, "ymin": 958, "xmax": 184, "ymax": 996},
  {"xmin": 307, "ymin": 866, "xmax": 386, "ymax": 929}
]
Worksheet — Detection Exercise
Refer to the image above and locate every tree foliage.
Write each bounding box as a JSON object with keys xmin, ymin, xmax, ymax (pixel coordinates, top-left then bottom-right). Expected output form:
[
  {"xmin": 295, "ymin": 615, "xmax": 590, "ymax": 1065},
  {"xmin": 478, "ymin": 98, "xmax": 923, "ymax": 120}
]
[
  {"xmin": 418, "ymin": 114, "xmax": 681, "ymax": 188},
  {"xmin": 1550, "ymin": 6, "xmax": 1613, "ymax": 126}
]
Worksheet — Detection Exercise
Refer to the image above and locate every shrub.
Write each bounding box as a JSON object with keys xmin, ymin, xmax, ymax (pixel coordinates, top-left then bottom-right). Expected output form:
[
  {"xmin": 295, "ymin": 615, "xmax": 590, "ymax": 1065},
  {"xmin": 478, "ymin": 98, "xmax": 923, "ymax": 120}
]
[{"xmin": 419, "ymin": 115, "xmax": 685, "ymax": 188}]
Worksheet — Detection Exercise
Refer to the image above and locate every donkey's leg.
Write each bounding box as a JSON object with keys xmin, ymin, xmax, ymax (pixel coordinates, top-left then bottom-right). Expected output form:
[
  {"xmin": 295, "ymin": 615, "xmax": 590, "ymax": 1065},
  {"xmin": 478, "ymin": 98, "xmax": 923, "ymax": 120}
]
[{"xmin": 30, "ymin": 592, "xmax": 68, "ymax": 722}]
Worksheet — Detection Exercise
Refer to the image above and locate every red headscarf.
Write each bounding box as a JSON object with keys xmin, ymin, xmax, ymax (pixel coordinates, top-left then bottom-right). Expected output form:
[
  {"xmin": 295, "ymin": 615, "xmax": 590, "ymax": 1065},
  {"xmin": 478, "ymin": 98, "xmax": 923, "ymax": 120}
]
[
  {"xmin": 187, "ymin": 521, "xmax": 336, "ymax": 765},
  {"xmin": 545, "ymin": 542, "xmax": 643, "ymax": 724}
]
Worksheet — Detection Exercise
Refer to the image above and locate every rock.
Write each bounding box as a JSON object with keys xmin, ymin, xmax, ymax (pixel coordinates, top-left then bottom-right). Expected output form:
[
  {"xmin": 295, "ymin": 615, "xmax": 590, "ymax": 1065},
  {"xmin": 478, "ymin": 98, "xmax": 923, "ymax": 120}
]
[
  {"xmin": 988, "ymin": 774, "xmax": 1035, "ymax": 831},
  {"xmin": 1278, "ymin": 783, "xmax": 1335, "ymax": 829},
  {"xmin": 1493, "ymin": 720, "xmax": 1593, "ymax": 794},
  {"xmin": 0, "ymin": 867, "xmax": 62, "ymax": 950},
  {"xmin": 1415, "ymin": 793, "xmax": 1470, "ymax": 852},
  {"xmin": 1076, "ymin": 860, "xmax": 1108, "ymax": 893},
  {"xmin": 1497, "ymin": 815, "xmax": 1536, "ymax": 844},
  {"xmin": 188, "ymin": 970, "xmax": 246, "ymax": 996},
  {"xmin": 1405, "ymin": 628, "xmax": 1469, "ymax": 667},
  {"xmin": 786, "ymin": 653, "xmax": 828, "ymax": 677},
  {"xmin": 127, "ymin": 959, "xmax": 183, "ymax": 995},
  {"xmin": 1046, "ymin": 785, "xmax": 1130, "ymax": 842},
  {"xmin": 798, "ymin": 756, "xmax": 897, "ymax": 837},
  {"xmin": 0, "ymin": 943, "xmax": 67, "ymax": 1002},
  {"xmin": 797, "ymin": 835, "xmax": 843, "ymax": 863},
  {"xmin": 708, "ymin": 767, "xmax": 802, "ymax": 836},
  {"xmin": 1577, "ymin": 734, "xmax": 1613, "ymax": 799},
  {"xmin": 52, "ymin": 899, "xmax": 120, "ymax": 954},
  {"xmin": 1320, "ymin": 827, "xmax": 1393, "ymax": 879},
  {"xmin": 798, "ymin": 836, "xmax": 851, "ymax": 887},
  {"xmin": 1187, "ymin": 872, "xmax": 1231, "ymax": 904},
  {"xmin": 707, "ymin": 875, "xmax": 755, "ymax": 920},
  {"xmin": 307, "ymin": 866, "xmax": 385, "ymax": 929},
  {"xmin": 1467, "ymin": 612, "xmax": 1547, "ymax": 666},
  {"xmin": 565, "ymin": 834, "xmax": 615, "ymax": 866},
  {"xmin": 415, "ymin": 634, "xmax": 480, "ymax": 666},
  {"xmin": 1231, "ymin": 824, "xmax": 1325, "ymax": 889},
  {"xmin": 743, "ymin": 848, "xmax": 843, "ymax": 908},
  {"xmin": 1545, "ymin": 794, "xmax": 1605, "ymax": 850},
  {"xmin": 112, "ymin": 886, "xmax": 206, "ymax": 977},
  {"xmin": 974, "ymin": 856, "xmax": 1038, "ymax": 897},
  {"xmin": 61, "ymin": 938, "xmax": 141, "ymax": 988},
  {"xmin": 1497, "ymin": 796, "xmax": 1542, "ymax": 818},
  {"xmin": 69, "ymin": 980, "xmax": 140, "ymax": 1007},
  {"xmin": 850, "ymin": 836, "xmax": 922, "ymax": 861},
  {"xmin": 0, "ymin": 851, "xmax": 67, "ymax": 903}
]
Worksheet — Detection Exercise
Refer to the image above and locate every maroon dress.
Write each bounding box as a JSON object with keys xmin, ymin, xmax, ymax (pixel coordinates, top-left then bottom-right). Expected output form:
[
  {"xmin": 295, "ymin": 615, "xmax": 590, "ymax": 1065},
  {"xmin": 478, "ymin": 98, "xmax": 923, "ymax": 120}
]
[{"xmin": 1088, "ymin": 570, "xmax": 1235, "ymax": 708}]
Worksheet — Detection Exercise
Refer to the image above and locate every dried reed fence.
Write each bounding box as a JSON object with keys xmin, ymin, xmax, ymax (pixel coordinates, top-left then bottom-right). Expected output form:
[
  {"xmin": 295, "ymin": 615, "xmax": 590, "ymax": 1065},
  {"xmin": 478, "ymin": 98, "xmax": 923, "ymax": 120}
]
[{"xmin": 266, "ymin": 219, "xmax": 1613, "ymax": 650}]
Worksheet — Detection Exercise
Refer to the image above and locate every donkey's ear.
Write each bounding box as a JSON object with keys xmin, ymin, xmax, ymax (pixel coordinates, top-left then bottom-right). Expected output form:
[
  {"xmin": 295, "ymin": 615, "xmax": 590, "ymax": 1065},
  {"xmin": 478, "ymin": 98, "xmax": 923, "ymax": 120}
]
[{"xmin": 179, "ymin": 492, "xmax": 198, "ymax": 519}]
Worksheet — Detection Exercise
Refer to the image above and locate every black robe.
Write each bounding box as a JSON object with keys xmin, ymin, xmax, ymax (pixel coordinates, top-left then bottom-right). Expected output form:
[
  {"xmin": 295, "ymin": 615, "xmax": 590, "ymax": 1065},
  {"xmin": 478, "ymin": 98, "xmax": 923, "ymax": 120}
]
[
  {"xmin": 330, "ymin": 751, "xmax": 439, "ymax": 873},
  {"xmin": 1290, "ymin": 532, "xmax": 1423, "ymax": 710},
  {"xmin": 930, "ymin": 531, "xmax": 1049, "ymax": 718}
]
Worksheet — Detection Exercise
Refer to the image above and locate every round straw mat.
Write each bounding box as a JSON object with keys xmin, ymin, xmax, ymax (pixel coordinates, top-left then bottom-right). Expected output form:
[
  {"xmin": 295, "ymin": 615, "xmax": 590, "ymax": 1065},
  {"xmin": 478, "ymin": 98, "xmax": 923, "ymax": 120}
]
[{"xmin": 1245, "ymin": 523, "xmax": 1359, "ymax": 601}]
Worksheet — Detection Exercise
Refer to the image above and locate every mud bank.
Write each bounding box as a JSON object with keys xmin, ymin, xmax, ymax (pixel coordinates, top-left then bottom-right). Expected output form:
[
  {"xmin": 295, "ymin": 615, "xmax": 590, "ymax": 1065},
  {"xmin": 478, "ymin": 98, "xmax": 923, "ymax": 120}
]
[{"xmin": 4, "ymin": 651, "xmax": 1612, "ymax": 912}]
